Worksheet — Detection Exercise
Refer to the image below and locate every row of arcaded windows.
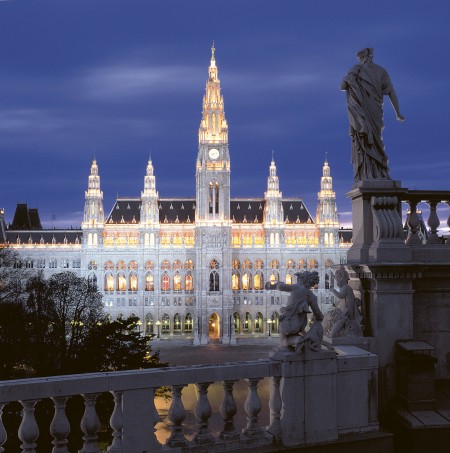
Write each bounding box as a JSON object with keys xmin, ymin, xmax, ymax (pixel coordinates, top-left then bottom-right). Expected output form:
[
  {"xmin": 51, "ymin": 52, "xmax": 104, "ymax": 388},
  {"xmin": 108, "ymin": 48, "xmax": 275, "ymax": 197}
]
[
  {"xmin": 104, "ymin": 272, "xmax": 194, "ymax": 292},
  {"xmin": 103, "ymin": 259, "xmax": 194, "ymax": 271},
  {"xmin": 232, "ymin": 258, "xmax": 332, "ymax": 270}
]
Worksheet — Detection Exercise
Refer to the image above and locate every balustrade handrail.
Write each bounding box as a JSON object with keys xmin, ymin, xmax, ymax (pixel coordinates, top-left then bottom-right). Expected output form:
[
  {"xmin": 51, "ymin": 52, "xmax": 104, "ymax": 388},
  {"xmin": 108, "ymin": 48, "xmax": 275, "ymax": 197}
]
[
  {"xmin": 0, "ymin": 360, "xmax": 279, "ymax": 403},
  {"xmin": 402, "ymin": 189, "xmax": 450, "ymax": 203}
]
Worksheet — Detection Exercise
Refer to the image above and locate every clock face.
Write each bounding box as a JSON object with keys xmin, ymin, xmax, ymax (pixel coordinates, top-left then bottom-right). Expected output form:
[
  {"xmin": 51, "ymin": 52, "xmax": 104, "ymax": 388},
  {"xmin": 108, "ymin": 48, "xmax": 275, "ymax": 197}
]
[{"xmin": 209, "ymin": 148, "xmax": 220, "ymax": 160}]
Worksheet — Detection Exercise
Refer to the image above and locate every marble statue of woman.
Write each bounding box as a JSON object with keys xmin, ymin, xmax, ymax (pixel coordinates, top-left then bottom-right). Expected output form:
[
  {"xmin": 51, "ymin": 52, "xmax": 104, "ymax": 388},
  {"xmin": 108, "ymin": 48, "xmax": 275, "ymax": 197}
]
[{"xmin": 341, "ymin": 48, "xmax": 405, "ymax": 182}]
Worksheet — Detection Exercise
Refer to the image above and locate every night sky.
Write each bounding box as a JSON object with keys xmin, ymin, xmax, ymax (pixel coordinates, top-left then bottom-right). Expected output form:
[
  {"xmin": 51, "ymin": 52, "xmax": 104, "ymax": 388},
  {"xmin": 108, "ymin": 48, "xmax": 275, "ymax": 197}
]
[{"xmin": 1, "ymin": 1, "xmax": 449, "ymax": 229}]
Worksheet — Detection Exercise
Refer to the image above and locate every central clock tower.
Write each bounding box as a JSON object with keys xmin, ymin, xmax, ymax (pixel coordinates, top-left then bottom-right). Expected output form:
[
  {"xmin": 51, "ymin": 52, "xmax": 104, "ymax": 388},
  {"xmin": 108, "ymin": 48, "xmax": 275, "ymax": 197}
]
[{"xmin": 195, "ymin": 45, "xmax": 234, "ymax": 345}]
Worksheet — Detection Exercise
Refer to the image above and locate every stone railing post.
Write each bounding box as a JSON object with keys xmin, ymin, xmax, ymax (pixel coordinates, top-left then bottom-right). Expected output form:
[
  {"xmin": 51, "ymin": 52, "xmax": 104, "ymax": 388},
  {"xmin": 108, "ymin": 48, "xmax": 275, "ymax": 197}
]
[
  {"xmin": 219, "ymin": 380, "xmax": 239, "ymax": 440},
  {"xmin": 194, "ymin": 382, "xmax": 214, "ymax": 445},
  {"xmin": 107, "ymin": 391, "xmax": 123, "ymax": 453},
  {"xmin": 18, "ymin": 399, "xmax": 39, "ymax": 453},
  {"xmin": 50, "ymin": 396, "xmax": 70, "ymax": 453},
  {"xmin": 242, "ymin": 377, "xmax": 263, "ymax": 438},
  {"xmin": 79, "ymin": 393, "xmax": 100, "ymax": 453},
  {"xmin": 167, "ymin": 385, "xmax": 187, "ymax": 447},
  {"xmin": 0, "ymin": 403, "xmax": 7, "ymax": 453},
  {"xmin": 425, "ymin": 200, "xmax": 440, "ymax": 244},
  {"xmin": 121, "ymin": 387, "xmax": 161, "ymax": 452},
  {"xmin": 267, "ymin": 376, "xmax": 282, "ymax": 442}
]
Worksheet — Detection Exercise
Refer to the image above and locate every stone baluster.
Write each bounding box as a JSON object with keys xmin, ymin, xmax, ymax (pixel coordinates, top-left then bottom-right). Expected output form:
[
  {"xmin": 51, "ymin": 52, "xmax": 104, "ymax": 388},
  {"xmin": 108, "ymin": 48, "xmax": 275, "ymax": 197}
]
[
  {"xmin": 447, "ymin": 202, "xmax": 450, "ymax": 246},
  {"xmin": 242, "ymin": 378, "xmax": 263, "ymax": 437},
  {"xmin": 405, "ymin": 199, "xmax": 421, "ymax": 245},
  {"xmin": 219, "ymin": 380, "xmax": 239, "ymax": 440},
  {"xmin": 79, "ymin": 393, "xmax": 100, "ymax": 453},
  {"xmin": 50, "ymin": 396, "xmax": 70, "ymax": 453},
  {"xmin": 18, "ymin": 399, "xmax": 39, "ymax": 453},
  {"xmin": 267, "ymin": 376, "xmax": 282, "ymax": 442},
  {"xmin": 194, "ymin": 382, "xmax": 214, "ymax": 445},
  {"xmin": 167, "ymin": 385, "xmax": 187, "ymax": 447},
  {"xmin": 0, "ymin": 403, "xmax": 7, "ymax": 453},
  {"xmin": 107, "ymin": 391, "xmax": 123, "ymax": 452},
  {"xmin": 426, "ymin": 200, "xmax": 441, "ymax": 244}
]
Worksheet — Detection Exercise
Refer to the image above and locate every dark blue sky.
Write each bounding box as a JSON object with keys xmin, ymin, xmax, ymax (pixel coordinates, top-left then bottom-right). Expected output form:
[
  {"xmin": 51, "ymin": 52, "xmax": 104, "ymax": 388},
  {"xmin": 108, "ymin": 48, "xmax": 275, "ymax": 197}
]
[{"xmin": 1, "ymin": 0, "xmax": 449, "ymax": 228}]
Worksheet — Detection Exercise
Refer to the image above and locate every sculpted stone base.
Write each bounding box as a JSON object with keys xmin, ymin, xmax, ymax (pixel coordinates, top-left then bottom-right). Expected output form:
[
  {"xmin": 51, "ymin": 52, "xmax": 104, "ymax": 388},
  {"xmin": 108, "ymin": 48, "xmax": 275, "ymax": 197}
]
[
  {"xmin": 323, "ymin": 335, "xmax": 376, "ymax": 354},
  {"xmin": 347, "ymin": 180, "xmax": 411, "ymax": 264}
]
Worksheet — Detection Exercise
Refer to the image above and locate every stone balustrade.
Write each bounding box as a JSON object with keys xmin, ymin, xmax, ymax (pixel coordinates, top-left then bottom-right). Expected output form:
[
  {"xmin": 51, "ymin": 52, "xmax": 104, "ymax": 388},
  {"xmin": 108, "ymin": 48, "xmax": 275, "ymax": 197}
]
[
  {"xmin": 0, "ymin": 347, "xmax": 378, "ymax": 452},
  {"xmin": 402, "ymin": 190, "xmax": 450, "ymax": 245}
]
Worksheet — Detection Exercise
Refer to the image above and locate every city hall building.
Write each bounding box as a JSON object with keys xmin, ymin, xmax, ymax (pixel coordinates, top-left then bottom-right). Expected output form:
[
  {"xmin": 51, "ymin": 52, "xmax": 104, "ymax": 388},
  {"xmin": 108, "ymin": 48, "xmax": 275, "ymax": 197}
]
[{"xmin": 0, "ymin": 47, "xmax": 351, "ymax": 344}]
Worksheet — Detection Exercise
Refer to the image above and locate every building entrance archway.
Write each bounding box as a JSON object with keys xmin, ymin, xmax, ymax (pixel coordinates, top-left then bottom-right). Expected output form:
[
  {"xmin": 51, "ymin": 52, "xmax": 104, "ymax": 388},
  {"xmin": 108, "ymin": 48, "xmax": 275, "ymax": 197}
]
[{"xmin": 208, "ymin": 313, "xmax": 220, "ymax": 339}]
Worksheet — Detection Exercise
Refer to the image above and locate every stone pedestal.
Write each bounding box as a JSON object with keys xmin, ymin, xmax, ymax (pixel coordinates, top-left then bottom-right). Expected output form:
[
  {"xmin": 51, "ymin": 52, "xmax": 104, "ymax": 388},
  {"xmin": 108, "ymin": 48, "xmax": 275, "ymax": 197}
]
[
  {"xmin": 271, "ymin": 349, "xmax": 338, "ymax": 447},
  {"xmin": 347, "ymin": 180, "xmax": 411, "ymax": 264},
  {"xmin": 323, "ymin": 335, "xmax": 376, "ymax": 354}
]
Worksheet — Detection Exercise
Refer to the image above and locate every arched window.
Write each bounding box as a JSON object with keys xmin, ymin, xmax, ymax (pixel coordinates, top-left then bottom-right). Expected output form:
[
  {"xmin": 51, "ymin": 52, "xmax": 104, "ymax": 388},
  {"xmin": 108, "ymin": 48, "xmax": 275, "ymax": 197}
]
[
  {"xmin": 117, "ymin": 273, "xmax": 126, "ymax": 291},
  {"xmin": 173, "ymin": 273, "xmax": 182, "ymax": 291},
  {"xmin": 184, "ymin": 313, "xmax": 193, "ymax": 333},
  {"xmin": 270, "ymin": 259, "xmax": 279, "ymax": 269},
  {"xmin": 209, "ymin": 181, "xmax": 220, "ymax": 216},
  {"xmin": 232, "ymin": 272, "xmax": 240, "ymax": 291},
  {"xmin": 242, "ymin": 272, "xmax": 252, "ymax": 291},
  {"xmin": 243, "ymin": 312, "xmax": 252, "ymax": 334},
  {"xmin": 87, "ymin": 273, "xmax": 97, "ymax": 290},
  {"xmin": 243, "ymin": 259, "xmax": 252, "ymax": 269},
  {"xmin": 232, "ymin": 259, "xmax": 240, "ymax": 270},
  {"xmin": 298, "ymin": 259, "xmax": 306, "ymax": 269},
  {"xmin": 104, "ymin": 261, "xmax": 114, "ymax": 270},
  {"xmin": 173, "ymin": 259, "xmax": 182, "ymax": 270},
  {"xmin": 233, "ymin": 312, "xmax": 241, "ymax": 334},
  {"xmin": 209, "ymin": 260, "xmax": 219, "ymax": 291},
  {"xmin": 309, "ymin": 259, "xmax": 318, "ymax": 269},
  {"xmin": 254, "ymin": 259, "xmax": 264, "ymax": 269},
  {"xmin": 145, "ymin": 313, "xmax": 154, "ymax": 334},
  {"xmin": 286, "ymin": 259, "xmax": 295, "ymax": 269},
  {"xmin": 286, "ymin": 273, "xmax": 293, "ymax": 285},
  {"xmin": 271, "ymin": 312, "xmax": 280, "ymax": 333},
  {"xmin": 325, "ymin": 259, "xmax": 333, "ymax": 268},
  {"xmin": 117, "ymin": 260, "xmax": 126, "ymax": 270},
  {"xmin": 88, "ymin": 260, "xmax": 97, "ymax": 270},
  {"xmin": 325, "ymin": 273, "xmax": 330, "ymax": 290},
  {"xmin": 145, "ymin": 273, "xmax": 154, "ymax": 291},
  {"xmin": 161, "ymin": 260, "xmax": 170, "ymax": 270},
  {"xmin": 129, "ymin": 261, "xmax": 138, "ymax": 270},
  {"xmin": 129, "ymin": 273, "xmax": 138, "ymax": 291},
  {"xmin": 270, "ymin": 271, "xmax": 279, "ymax": 285},
  {"xmin": 255, "ymin": 312, "xmax": 263, "ymax": 333},
  {"xmin": 184, "ymin": 260, "xmax": 194, "ymax": 270},
  {"xmin": 161, "ymin": 273, "xmax": 170, "ymax": 291},
  {"xmin": 185, "ymin": 273, "xmax": 193, "ymax": 291},
  {"xmin": 253, "ymin": 272, "xmax": 264, "ymax": 290},
  {"xmin": 145, "ymin": 260, "xmax": 154, "ymax": 270},
  {"xmin": 105, "ymin": 273, "xmax": 114, "ymax": 292},
  {"xmin": 173, "ymin": 313, "xmax": 182, "ymax": 334},
  {"xmin": 161, "ymin": 313, "xmax": 170, "ymax": 334}
]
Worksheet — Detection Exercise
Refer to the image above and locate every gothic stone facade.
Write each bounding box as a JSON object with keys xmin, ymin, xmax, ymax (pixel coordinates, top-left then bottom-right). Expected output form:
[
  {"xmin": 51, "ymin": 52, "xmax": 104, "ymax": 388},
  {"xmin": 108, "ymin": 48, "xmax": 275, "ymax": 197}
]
[{"xmin": 0, "ymin": 47, "xmax": 351, "ymax": 344}]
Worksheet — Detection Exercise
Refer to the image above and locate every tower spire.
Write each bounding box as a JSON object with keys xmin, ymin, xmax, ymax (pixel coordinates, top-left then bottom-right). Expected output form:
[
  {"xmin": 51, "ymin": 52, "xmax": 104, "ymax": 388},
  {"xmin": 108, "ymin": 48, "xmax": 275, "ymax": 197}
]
[
  {"xmin": 141, "ymin": 157, "xmax": 159, "ymax": 225},
  {"xmin": 264, "ymin": 155, "xmax": 284, "ymax": 225},
  {"xmin": 199, "ymin": 44, "xmax": 228, "ymax": 144},
  {"xmin": 82, "ymin": 159, "xmax": 104, "ymax": 235}
]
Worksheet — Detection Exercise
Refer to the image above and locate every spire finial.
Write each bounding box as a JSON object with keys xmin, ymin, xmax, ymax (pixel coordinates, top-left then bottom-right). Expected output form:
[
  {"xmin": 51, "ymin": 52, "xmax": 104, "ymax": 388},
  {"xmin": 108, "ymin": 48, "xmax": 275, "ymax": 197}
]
[
  {"xmin": 272, "ymin": 150, "xmax": 275, "ymax": 162},
  {"xmin": 324, "ymin": 151, "xmax": 328, "ymax": 164},
  {"xmin": 211, "ymin": 41, "xmax": 215, "ymax": 61},
  {"xmin": 148, "ymin": 148, "xmax": 152, "ymax": 162}
]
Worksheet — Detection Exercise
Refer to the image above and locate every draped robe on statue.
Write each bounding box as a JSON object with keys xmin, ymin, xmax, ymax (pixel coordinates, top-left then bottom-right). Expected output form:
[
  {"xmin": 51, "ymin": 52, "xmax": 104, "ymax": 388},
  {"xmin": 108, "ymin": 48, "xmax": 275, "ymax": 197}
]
[{"xmin": 343, "ymin": 62, "xmax": 394, "ymax": 181}]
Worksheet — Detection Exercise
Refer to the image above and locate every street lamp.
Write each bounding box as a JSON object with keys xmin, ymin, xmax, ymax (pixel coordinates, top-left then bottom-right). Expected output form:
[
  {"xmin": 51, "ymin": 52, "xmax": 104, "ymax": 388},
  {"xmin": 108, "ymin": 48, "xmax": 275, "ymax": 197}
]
[
  {"xmin": 267, "ymin": 319, "xmax": 273, "ymax": 337},
  {"xmin": 137, "ymin": 319, "xmax": 142, "ymax": 334},
  {"xmin": 156, "ymin": 320, "xmax": 161, "ymax": 340}
]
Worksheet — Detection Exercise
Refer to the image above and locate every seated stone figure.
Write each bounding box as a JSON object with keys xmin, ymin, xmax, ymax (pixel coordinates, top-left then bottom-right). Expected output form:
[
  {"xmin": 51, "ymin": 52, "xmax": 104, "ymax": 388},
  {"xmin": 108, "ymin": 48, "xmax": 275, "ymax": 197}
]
[
  {"xmin": 323, "ymin": 268, "xmax": 363, "ymax": 338},
  {"xmin": 265, "ymin": 271, "xmax": 324, "ymax": 353}
]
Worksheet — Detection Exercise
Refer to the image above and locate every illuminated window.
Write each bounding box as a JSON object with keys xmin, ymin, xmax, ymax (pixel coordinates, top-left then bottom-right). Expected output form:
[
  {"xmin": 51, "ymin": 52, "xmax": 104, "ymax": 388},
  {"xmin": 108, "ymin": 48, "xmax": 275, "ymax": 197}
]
[
  {"xmin": 173, "ymin": 260, "xmax": 182, "ymax": 270},
  {"xmin": 232, "ymin": 272, "xmax": 240, "ymax": 290},
  {"xmin": 129, "ymin": 273, "xmax": 138, "ymax": 291},
  {"xmin": 286, "ymin": 259, "xmax": 295, "ymax": 269},
  {"xmin": 286, "ymin": 273, "xmax": 292, "ymax": 285},
  {"xmin": 145, "ymin": 314, "xmax": 154, "ymax": 334},
  {"xmin": 243, "ymin": 259, "xmax": 252, "ymax": 269},
  {"xmin": 117, "ymin": 260, "xmax": 126, "ymax": 270},
  {"xmin": 233, "ymin": 313, "xmax": 241, "ymax": 333},
  {"xmin": 173, "ymin": 273, "xmax": 182, "ymax": 291},
  {"xmin": 161, "ymin": 260, "xmax": 170, "ymax": 270},
  {"xmin": 254, "ymin": 259, "xmax": 264, "ymax": 269},
  {"xmin": 145, "ymin": 260, "xmax": 154, "ymax": 270},
  {"xmin": 161, "ymin": 313, "xmax": 170, "ymax": 334},
  {"xmin": 173, "ymin": 313, "xmax": 182, "ymax": 334},
  {"xmin": 184, "ymin": 260, "xmax": 194, "ymax": 270},
  {"xmin": 242, "ymin": 272, "xmax": 252, "ymax": 290},
  {"xmin": 105, "ymin": 261, "xmax": 114, "ymax": 270},
  {"xmin": 232, "ymin": 259, "xmax": 241, "ymax": 270},
  {"xmin": 185, "ymin": 273, "xmax": 193, "ymax": 291},
  {"xmin": 145, "ymin": 273, "xmax": 154, "ymax": 291},
  {"xmin": 309, "ymin": 259, "xmax": 318, "ymax": 269},
  {"xmin": 184, "ymin": 313, "xmax": 193, "ymax": 333},
  {"xmin": 105, "ymin": 274, "xmax": 114, "ymax": 292},
  {"xmin": 254, "ymin": 272, "xmax": 263, "ymax": 290},
  {"xmin": 255, "ymin": 312, "xmax": 263, "ymax": 333},
  {"xmin": 129, "ymin": 261, "xmax": 138, "ymax": 270},
  {"xmin": 243, "ymin": 312, "xmax": 252, "ymax": 333},
  {"xmin": 270, "ymin": 271, "xmax": 279, "ymax": 284},
  {"xmin": 117, "ymin": 273, "xmax": 126, "ymax": 291},
  {"xmin": 161, "ymin": 274, "xmax": 170, "ymax": 291},
  {"xmin": 270, "ymin": 259, "xmax": 279, "ymax": 269}
]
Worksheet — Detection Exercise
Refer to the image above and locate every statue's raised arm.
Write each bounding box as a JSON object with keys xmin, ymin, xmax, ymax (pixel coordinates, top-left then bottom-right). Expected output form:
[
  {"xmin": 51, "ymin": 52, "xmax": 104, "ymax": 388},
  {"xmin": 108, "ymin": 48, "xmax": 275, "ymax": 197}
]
[{"xmin": 341, "ymin": 48, "xmax": 405, "ymax": 182}]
